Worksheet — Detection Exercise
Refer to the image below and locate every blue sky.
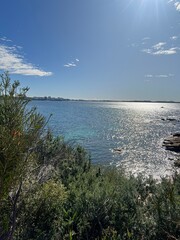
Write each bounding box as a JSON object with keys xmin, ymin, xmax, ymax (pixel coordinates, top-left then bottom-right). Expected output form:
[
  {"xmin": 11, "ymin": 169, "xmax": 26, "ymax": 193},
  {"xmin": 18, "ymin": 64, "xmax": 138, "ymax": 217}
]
[{"xmin": 0, "ymin": 0, "xmax": 179, "ymax": 101}]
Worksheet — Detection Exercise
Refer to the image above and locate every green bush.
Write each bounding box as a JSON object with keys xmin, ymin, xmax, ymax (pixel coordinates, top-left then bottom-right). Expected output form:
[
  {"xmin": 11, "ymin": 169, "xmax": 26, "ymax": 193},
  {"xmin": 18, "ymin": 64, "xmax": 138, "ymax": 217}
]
[
  {"xmin": 15, "ymin": 180, "xmax": 67, "ymax": 240},
  {"xmin": 61, "ymin": 169, "xmax": 180, "ymax": 240},
  {"xmin": 0, "ymin": 72, "xmax": 46, "ymax": 239},
  {"xmin": 15, "ymin": 160, "xmax": 180, "ymax": 240}
]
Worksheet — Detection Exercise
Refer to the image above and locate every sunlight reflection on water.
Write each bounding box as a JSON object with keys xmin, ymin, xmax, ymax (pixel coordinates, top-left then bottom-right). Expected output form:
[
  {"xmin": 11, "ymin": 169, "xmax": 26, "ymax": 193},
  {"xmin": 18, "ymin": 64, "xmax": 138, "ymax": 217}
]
[{"xmin": 29, "ymin": 101, "xmax": 180, "ymax": 179}]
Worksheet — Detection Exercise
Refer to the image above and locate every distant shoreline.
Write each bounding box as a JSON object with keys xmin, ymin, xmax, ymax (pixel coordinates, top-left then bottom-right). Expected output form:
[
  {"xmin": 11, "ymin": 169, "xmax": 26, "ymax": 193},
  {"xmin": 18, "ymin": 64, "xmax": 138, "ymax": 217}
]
[{"xmin": 28, "ymin": 97, "xmax": 180, "ymax": 104}]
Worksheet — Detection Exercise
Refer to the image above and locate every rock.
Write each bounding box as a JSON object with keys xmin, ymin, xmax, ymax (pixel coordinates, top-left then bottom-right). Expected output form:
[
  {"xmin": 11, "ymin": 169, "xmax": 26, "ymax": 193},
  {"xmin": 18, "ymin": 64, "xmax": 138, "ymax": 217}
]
[
  {"xmin": 174, "ymin": 159, "xmax": 180, "ymax": 168},
  {"xmin": 161, "ymin": 118, "xmax": 179, "ymax": 122},
  {"xmin": 114, "ymin": 148, "xmax": 123, "ymax": 153},
  {"xmin": 163, "ymin": 134, "xmax": 180, "ymax": 152},
  {"xmin": 173, "ymin": 132, "xmax": 180, "ymax": 137},
  {"xmin": 167, "ymin": 118, "xmax": 177, "ymax": 122}
]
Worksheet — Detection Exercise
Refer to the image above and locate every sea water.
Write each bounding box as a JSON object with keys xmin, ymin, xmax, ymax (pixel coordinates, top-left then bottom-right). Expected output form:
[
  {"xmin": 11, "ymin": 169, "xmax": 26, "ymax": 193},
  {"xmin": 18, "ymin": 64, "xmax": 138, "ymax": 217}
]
[{"xmin": 29, "ymin": 101, "xmax": 180, "ymax": 178}]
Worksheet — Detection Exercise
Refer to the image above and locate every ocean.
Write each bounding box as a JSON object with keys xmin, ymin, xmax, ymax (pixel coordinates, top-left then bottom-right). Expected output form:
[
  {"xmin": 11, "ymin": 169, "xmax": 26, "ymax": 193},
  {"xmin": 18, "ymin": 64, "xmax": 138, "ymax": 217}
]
[{"xmin": 29, "ymin": 100, "xmax": 180, "ymax": 179}]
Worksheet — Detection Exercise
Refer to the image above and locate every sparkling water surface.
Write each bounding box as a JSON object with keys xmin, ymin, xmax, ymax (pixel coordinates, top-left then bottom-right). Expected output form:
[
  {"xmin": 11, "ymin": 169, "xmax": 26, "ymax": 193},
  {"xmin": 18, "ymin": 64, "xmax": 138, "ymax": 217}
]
[{"xmin": 29, "ymin": 101, "xmax": 180, "ymax": 179}]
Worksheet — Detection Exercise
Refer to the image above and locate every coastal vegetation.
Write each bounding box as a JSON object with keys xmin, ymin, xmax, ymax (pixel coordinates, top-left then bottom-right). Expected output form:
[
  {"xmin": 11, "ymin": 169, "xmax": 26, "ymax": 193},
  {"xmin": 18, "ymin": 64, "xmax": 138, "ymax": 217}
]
[{"xmin": 0, "ymin": 73, "xmax": 180, "ymax": 240}]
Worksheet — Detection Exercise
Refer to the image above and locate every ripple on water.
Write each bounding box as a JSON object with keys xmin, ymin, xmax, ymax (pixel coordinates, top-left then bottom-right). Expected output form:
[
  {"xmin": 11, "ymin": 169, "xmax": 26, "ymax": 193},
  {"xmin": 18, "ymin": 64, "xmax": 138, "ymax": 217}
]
[{"xmin": 29, "ymin": 101, "xmax": 180, "ymax": 178}]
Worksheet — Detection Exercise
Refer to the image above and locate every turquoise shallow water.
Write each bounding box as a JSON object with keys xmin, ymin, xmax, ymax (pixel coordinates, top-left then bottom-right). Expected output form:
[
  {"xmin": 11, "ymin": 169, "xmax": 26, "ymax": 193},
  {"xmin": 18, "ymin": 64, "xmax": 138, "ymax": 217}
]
[{"xmin": 29, "ymin": 101, "xmax": 180, "ymax": 178}]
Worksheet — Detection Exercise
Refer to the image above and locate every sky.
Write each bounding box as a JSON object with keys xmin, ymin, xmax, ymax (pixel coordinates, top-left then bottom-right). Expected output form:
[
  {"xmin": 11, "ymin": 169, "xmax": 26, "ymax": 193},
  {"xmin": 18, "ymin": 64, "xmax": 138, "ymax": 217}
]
[{"xmin": 0, "ymin": 0, "xmax": 180, "ymax": 101}]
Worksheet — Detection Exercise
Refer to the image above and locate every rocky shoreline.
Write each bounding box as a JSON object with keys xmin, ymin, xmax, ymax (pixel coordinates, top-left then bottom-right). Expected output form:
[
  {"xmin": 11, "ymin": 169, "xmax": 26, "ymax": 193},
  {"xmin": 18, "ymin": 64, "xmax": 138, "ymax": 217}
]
[
  {"xmin": 163, "ymin": 133, "xmax": 180, "ymax": 167},
  {"xmin": 163, "ymin": 133, "xmax": 180, "ymax": 152}
]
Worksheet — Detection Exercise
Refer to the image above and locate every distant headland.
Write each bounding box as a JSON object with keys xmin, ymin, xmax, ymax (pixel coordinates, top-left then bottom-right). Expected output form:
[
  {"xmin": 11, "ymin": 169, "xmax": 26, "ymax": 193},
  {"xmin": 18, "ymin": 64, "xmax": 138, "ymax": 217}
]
[{"xmin": 28, "ymin": 96, "xmax": 180, "ymax": 103}]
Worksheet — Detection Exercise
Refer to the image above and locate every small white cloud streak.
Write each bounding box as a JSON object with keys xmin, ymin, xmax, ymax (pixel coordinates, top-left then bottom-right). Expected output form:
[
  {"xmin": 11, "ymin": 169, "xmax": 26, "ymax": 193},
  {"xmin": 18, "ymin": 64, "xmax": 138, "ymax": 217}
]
[
  {"xmin": 64, "ymin": 58, "xmax": 80, "ymax": 68},
  {"xmin": 155, "ymin": 75, "xmax": 168, "ymax": 78},
  {"xmin": 152, "ymin": 42, "xmax": 166, "ymax": 50},
  {"xmin": 152, "ymin": 48, "xmax": 179, "ymax": 55},
  {"xmin": 0, "ymin": 37, "xmax": 12, "ymax": 42},
  {"xmin": 145, "ymin": 74, "xmax": 175, "ymax": 78},
  {"xmin": 145, "ymin": 75, "xmax": 153, "ymax": 78},
  {"xmin": 0, "ymin": 43, "xmax": 52, "ymax": 76},
  {"xmin": 64, "ymin": 63, "xmax": 76, "ymax": 68}
]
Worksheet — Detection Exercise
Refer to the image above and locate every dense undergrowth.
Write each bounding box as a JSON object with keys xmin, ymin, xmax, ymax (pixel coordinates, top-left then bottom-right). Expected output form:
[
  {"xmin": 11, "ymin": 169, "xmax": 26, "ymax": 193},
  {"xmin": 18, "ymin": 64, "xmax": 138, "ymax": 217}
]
[
  {"xmin": 0, "ymin": 73, "xmax": 180, "ymax": 240},
  {"xmin": 15, "ymin": 136, "xmax": 180, "ymax": 240}
]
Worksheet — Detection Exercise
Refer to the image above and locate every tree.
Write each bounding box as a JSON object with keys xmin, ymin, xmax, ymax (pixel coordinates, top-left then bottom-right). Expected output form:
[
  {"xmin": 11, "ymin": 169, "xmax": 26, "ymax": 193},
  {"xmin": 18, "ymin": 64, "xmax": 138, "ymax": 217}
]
[{"xmin": 0, "ymin": 72, "xmax": 46, "ymax": 240}]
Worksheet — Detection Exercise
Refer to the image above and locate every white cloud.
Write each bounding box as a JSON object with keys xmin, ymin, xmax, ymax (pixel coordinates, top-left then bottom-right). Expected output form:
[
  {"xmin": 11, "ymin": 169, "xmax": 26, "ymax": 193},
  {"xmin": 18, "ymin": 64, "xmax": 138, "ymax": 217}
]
[
  {"xmin": 0, "ymin": 36, "xmax": 12, "ymax": 42},
  {"xmin": 152, "ymin": 47, "xmax": 179, "ymax": 55},
  {"xmin": 152, "ymin": 42, "xmax": 166, "ymax": 50},
  {"xmin": 142, "ymin": 49, "xmax": 152, "ymax": 54},
  {"xmin": 145, "ymin": 75, "xmax": 153, "ymax": 78},
  {"xmin": 168, "ymin": 0, "xmax": 180, "ymax": 11},
  {"xmin": 170, "ymin": 36, "xmax": 178, "ymax": 40},
  {"xmin": 145, "ymin": 74, "xmax": 175, "ymax": 78},
  {"xmin": 143, "ymin": 39, "xmax": 180, "ymax": 55},
  {"xmin": 0, "ymin": 43, "xmax": 52, "ymax": 76},
  {"xmin": 64, "ymin": 58, "xmax": 80, "ymax": 67},
  {"xmin": 155, "ymin": 75, "xmax": 168, "ymax": 78},
  {"xmin": 174, "ymin": 1, "xmax": 180, "ymax": 11},
  {"xmin": 64, "ymin": 62, "xmax": 76, "ymax": 67}
]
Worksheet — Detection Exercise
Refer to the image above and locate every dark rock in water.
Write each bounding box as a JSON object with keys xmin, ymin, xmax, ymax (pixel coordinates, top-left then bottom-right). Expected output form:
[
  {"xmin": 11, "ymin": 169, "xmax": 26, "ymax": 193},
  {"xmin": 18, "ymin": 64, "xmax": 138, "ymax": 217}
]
[
  {"xmin": 173, "ymin": 132, "xmax": 180, "ymax": 137},
  {"xmin": 163, "ymin": 134, "xmax": 180, "ymax": 152},
  {"xmin": 114, "ymin": 148, "xmax": 123, "ymax": 154},
  {"xmin": 167, "ymin": 118, "xmax": 177, "ymax": 122},
  {"xmin": 167, "ymin": 118, "xmax": 180, "ymax": 122},
  {"xmin": 174, "ymin": 159, "xmax": 180, "ymax": 168},
  {"xmin": 161, "ymin": 117, "xmax": 179, "ymax": 122}
]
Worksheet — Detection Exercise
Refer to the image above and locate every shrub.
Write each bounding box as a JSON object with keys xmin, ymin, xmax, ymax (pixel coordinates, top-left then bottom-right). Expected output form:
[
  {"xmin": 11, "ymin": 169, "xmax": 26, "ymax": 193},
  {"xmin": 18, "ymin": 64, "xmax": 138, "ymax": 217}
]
[
  {"xmin": 0, "ymin": 72, "xmax": 46, "ymax": 239},
  {"xmin": 15, "ymin": 180, "xmax": 68, "ymax": 240}
]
